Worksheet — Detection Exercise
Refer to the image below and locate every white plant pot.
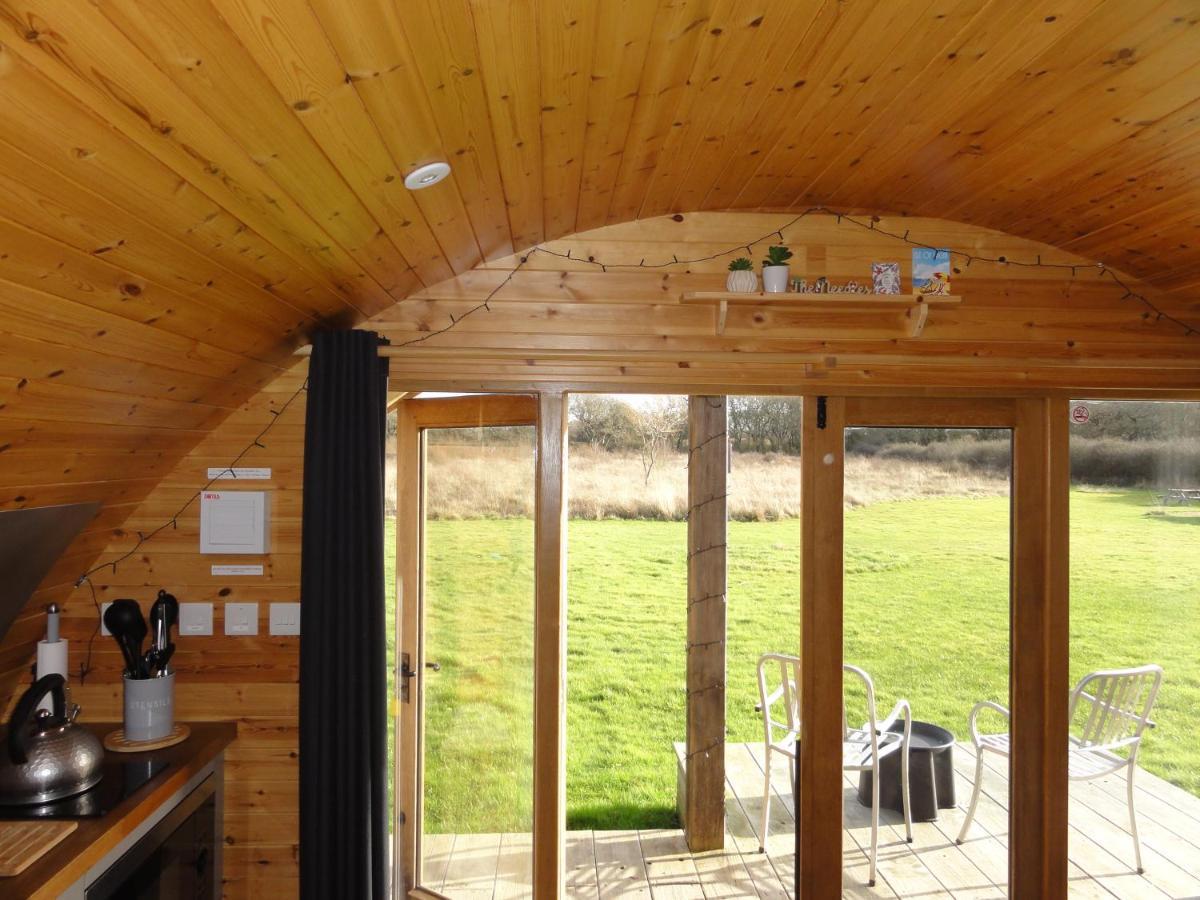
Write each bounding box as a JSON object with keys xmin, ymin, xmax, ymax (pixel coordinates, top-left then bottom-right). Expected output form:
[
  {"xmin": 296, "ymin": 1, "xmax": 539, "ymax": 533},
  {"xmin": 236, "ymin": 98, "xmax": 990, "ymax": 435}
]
[
  {"xmin": 726, "ymin": 270, "xmax": 758, "ymax": 292},
  {"xmin": 762, "ymin": 265, "xmax": 790, "ymax": 293}
]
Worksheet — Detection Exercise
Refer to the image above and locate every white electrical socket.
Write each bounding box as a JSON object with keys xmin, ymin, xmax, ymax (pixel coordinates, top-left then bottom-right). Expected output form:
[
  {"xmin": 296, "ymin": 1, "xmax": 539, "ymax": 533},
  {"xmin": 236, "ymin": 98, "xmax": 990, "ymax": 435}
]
[
  {"xmin": 179, "ymin": 602, "xmax": 214, "ymax": 636},
  {"xmin": 224, "ymin": 602, "xmax": 259, "ymax": 636},
  {"xmin": 269, "ymin": 602, "xmax": 301, "ymax": 636},
  {"xmin": 100, "ymin": 602, "xmax": 112, "ymax": 636}
]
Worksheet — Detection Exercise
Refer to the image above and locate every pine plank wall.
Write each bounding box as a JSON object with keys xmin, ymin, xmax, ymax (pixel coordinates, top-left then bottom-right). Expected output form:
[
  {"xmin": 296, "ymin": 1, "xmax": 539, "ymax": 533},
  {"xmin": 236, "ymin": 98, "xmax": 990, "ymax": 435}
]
[
  {"xmin": 3, "ymin": 212, "xmax": 1199, "ymax": 898},
  {"xmin": 58, "ymin": 363, "xmax": 305, "ymax": 898}
]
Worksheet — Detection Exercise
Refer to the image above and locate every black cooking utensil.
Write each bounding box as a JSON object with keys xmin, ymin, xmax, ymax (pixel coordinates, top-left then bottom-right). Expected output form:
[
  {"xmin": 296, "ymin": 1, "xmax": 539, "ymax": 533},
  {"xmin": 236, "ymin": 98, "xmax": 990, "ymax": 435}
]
[
  {"xmin": 103, "ymin": 600, "xmax": 138, "ymax": 674},
  {"xmin": 155, "ymin": 643, "xmax": 175, "ymax": 677},
  {"xmin": 157, "ymin": 589, "xmax": 179, "ymax": 635},
  {"xmin": 151, "ymin": 590, "xmax": 177, "ymax": 646},
  {"xmin": 149, "ymin": 598, "xmax": 164, "ymax": 645},
  {"xmin": 142, "ymin": 590, "xmax": 180, "ymax": 678},
  {"xmin": 141, "ymin": 645, "xmax": 159, "ymax": 680},
  {"xmin": 128, "ymin": 609, "xmax": 148, "ymax": 678},
  {"xmin": 104, "ymin": 599, "xmax": 148, "ymax": 678}
]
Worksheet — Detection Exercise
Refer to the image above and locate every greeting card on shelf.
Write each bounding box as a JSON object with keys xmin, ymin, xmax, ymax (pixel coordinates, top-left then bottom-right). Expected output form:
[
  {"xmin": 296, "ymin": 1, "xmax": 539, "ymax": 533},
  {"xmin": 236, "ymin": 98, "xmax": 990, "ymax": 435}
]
[
  {"xmin": 912, "ymin": 248, "xmax": 952, "ymax": 295},
  {"xmin": 872, "ymin": 262, "xmax": 901, "ymax": 294}
]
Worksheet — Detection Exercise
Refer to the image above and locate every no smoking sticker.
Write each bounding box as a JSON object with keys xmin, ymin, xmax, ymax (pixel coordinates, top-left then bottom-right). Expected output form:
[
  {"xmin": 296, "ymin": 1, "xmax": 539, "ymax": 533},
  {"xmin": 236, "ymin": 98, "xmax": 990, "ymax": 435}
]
[{"xmin": 1070, "ymin": 404, "xmax": 1090, "ymax": 425}]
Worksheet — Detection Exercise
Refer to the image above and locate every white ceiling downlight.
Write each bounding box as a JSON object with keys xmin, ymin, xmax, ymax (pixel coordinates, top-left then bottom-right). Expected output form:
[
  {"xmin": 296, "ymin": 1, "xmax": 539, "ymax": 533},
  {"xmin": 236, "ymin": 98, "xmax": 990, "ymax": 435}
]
[{"xmin": 404, "ymin": 162, "xmax": 451, "ymax": 190}]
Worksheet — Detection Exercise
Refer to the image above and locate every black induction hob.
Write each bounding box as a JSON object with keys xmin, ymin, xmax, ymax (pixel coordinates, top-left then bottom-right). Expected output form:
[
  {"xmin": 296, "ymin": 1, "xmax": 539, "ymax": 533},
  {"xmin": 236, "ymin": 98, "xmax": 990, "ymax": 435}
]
[{"xmin": 0, "ymin": 756, "xmax": 169, "ymax": 819}]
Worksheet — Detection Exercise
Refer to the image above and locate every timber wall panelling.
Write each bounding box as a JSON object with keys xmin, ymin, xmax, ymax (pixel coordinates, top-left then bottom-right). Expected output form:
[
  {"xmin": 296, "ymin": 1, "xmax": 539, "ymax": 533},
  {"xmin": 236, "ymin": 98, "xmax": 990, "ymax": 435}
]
[
  {"xmin": 28, "ymin": 362, "xmax": 311, "ymax": 898},
  {"xmin": 0, "ymin": 2, "xmax": 1192, "ymax": 894},
  {"xmin": 2, "ymin": 0, "xmax": 1199, "ymax": 700},
  {"xmin": 3, "ymin": 205, "xmax": 1198, "ymax": 710},
  {"xmin": 373, "ymin": 213, "xmax": 1200, "ymax": 396}
]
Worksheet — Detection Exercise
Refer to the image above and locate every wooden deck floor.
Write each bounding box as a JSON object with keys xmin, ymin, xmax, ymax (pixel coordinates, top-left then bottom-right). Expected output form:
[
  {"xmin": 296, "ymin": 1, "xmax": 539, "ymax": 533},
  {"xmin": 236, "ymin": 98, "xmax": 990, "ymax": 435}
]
[{"xmin": 420, "ymin": 742, "xmax": 1200, "ymax": 899}]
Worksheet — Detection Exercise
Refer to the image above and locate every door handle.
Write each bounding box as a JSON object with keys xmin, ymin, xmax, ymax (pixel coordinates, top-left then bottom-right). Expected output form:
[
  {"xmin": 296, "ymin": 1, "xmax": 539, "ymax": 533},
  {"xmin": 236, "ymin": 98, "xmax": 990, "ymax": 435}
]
[
  {"xmin": 400, "ymin": 659, "xmax": 439, "ymax": 676},
  {"xmin": 400, "ymin": 653, "xmax": 414, "ymax": 703},
  {"xmin": 399, "ymin": 655, "xmax": 439, "ymax": 704}
]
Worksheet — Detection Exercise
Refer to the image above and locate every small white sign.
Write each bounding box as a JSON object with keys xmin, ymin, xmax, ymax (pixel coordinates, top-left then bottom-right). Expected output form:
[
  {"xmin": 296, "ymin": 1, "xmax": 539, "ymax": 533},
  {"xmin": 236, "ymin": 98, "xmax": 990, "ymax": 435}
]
[
  {"xmin": 207, "ymin": 467, "xmax": 272, "ymax": 480},
  {"xmin": 211, "ymin": 564, "xmax": 265, "ymax": 577},
  {"xmin": 200, "ymin": 491, "xmax": 270, "ymax": 555},
  {"xmin": 1070, "ymin": 404, "xmax": 1091, "ymax": 425}
]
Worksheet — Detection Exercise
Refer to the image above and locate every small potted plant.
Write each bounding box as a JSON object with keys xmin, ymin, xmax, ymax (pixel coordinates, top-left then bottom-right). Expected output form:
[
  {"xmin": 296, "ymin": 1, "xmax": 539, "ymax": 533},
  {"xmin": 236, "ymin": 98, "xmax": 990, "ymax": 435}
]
[
  {"xmin": 726, "ymin": 257, "xmax": 757, "ymax": 292},
  {"xmin": 761, "ymin": 245, "xmax": 793, "ymax": 293}
]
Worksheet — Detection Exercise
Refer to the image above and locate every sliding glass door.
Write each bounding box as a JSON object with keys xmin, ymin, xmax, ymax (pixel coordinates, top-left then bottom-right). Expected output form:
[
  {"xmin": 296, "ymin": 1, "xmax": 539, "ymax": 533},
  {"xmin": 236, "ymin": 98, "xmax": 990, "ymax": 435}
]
[
  {"xmin": 800, "ymin": 396, "xmax": 1067, "ymax": 898},
  {"xmin": 394, "ymin": 396, "xmax": 538, "ymax": 898},
  {"xmin": 1066, "ymin": 400, "xmax": 1200, "ymax": 898},
  {"xmin": 842, "ymin": 423, "xmax": 1013, "ymax": 894}
]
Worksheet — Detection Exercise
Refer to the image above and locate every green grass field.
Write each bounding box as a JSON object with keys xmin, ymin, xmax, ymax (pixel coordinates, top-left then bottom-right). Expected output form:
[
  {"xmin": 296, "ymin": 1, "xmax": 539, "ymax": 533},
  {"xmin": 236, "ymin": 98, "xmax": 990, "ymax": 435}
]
[{"xmin": 389, "ymin": 489, "xmax": 1199, "ymax": 834}]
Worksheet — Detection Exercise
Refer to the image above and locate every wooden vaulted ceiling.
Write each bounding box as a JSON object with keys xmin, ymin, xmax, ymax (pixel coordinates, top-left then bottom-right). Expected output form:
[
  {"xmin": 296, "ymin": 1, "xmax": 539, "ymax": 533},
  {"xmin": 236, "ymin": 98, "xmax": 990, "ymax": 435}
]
[{"xmin": 2, "ymin": 1, "xmax": 1200, "ymax": 680}]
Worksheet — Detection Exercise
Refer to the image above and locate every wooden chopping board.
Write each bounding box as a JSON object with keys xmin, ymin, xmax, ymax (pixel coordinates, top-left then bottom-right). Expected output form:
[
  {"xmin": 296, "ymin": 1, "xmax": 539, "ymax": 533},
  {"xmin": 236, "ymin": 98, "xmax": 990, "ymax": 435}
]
[{"xmin": 0, "ymin": 821, "xmax": 77, "ymax": 877}]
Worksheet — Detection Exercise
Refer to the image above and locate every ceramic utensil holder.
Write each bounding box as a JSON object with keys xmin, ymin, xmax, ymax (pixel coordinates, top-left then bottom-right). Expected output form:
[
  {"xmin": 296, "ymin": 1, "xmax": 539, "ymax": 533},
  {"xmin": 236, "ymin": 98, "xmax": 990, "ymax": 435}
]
[{"xmin": 123, "ymin": 673, "xmax": 174, "ymax": 742}]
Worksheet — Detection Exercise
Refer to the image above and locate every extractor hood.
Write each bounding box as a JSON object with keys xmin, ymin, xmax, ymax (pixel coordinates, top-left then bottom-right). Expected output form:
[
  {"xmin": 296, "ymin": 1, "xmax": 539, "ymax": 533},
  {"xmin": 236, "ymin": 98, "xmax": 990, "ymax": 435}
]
[{"xmin": 0, "ymin": 503, "xmax": 100, "ymax": 647}]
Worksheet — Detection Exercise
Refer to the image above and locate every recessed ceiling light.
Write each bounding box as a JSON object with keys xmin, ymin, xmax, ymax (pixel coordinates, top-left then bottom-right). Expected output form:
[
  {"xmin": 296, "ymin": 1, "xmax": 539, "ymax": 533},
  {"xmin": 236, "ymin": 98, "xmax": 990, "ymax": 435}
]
[{"xmin": 404, "ymin": 162, "xmax": 451, "ymax": 190}]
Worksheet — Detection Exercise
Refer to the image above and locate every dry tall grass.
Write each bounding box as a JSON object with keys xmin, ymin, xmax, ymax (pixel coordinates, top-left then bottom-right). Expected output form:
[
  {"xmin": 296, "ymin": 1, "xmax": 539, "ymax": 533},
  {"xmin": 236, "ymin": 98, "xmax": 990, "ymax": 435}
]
[{"xmin": 386, "ymin": 444, "xmax": 1009, "ymax": 519}]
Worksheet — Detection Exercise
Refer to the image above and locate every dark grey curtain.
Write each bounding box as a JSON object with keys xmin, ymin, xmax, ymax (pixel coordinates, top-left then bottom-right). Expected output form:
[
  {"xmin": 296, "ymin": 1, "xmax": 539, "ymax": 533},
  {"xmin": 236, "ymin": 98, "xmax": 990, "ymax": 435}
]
[{"xmin": 299, "ymin": 330, "xmax": 389, "ymax": 899}]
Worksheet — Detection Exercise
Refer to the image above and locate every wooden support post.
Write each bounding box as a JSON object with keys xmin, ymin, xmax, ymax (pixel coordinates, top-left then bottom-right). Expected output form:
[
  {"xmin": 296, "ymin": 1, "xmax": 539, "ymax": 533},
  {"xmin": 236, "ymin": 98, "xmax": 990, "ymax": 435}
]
[
  {"xmin": 533, "ymin": 392, "xmax": 568, "ymax": 898},
  {"xmin": 685, "ymin": 395, "xmax": 728, "ymax": 852},
  {"xmin": 1011, "ymin": 397, "xmax": 1070, "ymax": 897},
  {"xmin": 798, "ymin": 395, "xmax": 845, "ymax": 900}
]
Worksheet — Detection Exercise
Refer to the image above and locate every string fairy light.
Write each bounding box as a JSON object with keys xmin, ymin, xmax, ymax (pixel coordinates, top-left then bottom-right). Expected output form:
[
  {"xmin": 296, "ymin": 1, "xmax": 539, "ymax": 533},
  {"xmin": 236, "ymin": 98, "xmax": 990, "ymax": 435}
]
[
  {"xmin": 405, "ymin": 205, "xmax": 1198, "ymax": 343},
  {"xmin": 74, "ymin": 376, "xmax": 310, "ymax": 683},
  {"xmin": 66, "ymin": 206, "xmax": 1197, "ymax": 682},
  {"xmin": 393, "ymin": 253, "xmax": 535, "ymax": 349}
]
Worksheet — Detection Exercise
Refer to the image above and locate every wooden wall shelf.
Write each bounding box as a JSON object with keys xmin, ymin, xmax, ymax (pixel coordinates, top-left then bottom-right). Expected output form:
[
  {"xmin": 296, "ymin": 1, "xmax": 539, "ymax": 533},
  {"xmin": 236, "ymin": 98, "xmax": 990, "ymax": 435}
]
[{"xmin": 679, "ymin": 291, "xmax": 962, "ymax": 337}]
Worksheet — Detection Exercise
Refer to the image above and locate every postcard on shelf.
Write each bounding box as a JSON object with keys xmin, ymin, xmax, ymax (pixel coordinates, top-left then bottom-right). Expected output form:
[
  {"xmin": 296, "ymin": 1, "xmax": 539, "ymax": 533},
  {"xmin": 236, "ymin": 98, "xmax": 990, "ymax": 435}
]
[
  {"xmin": 912, "ymin": 248, "xmax": 951, "ymax": 295},
  {"xmin": 871, "ymin": 262, "xmax": 901, "ymax": 294}
]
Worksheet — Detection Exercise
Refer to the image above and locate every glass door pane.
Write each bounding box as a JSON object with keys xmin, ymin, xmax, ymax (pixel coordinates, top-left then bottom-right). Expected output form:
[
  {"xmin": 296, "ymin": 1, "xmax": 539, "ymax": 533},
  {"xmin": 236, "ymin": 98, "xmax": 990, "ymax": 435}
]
[
  {"xmin": 1067, "ymin": 400, "xmax": 1200, "ymax": 898},
  {"xmin": 565, "ymin": 394, "xmax": 688, "ymax": 829},
  {"xmin": 842, "ymin": 426, "xmax": 1012, "ymax": 896},
  {"xmin": 419, "ymin": 424, "xmax": 536, "ymax": 897},
  {"xmin": 726, "ymin": 396, "xmax": 802, "ymax": 865}
]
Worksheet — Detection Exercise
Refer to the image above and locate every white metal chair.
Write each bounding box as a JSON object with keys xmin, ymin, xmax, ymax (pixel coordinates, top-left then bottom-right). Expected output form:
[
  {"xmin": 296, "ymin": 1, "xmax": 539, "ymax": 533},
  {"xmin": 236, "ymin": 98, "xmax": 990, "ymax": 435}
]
[
  {"xmin": 755, "ymin": 654, "xmax": 913, "ymax": 887},
  {"xmin": 756, "ymin": 653, "xmax": 801, "ymax": 858},
  {"xmin": 957, "ymin": 663, "xmax": 1163, "ymax": 873}
]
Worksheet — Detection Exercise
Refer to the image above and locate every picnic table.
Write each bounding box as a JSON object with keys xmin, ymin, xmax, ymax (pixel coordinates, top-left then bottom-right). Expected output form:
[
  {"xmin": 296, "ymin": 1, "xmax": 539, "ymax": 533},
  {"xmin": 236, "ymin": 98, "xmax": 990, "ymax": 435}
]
[{"xmin": 1161, "ymin": 487, "xmax": 1200, "ymax": 505}]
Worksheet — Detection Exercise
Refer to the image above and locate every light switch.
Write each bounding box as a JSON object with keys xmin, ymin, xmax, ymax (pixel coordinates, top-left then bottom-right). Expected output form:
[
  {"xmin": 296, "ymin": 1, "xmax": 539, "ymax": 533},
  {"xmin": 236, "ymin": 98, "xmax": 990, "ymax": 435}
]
[
  {"xmin": 179, "ymin": 602, "xmax": 214, "ymax": 636},
  {"xmin": 269, "ymin": 602, "xmax": 301, "ymax": 636},
  {"xmin": 100, "ymin": 603, "xmax": 112, "ymax": 637},
  {"xmin": 224, "ymin": 602, "xmax": 259, "ymax": 636}
]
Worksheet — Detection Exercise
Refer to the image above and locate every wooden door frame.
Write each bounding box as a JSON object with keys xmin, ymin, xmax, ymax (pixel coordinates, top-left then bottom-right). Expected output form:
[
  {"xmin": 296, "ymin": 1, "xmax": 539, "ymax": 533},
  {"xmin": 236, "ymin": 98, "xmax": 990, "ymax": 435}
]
[
  {"xmin": 391, "ymin": 390, "xmax": 1070, "ymax": 897},
  {"xmin": 798, "ymin": 395, "xmax": 1070, "ymax": 898},
  {"xmin": 392, "ymin": 394, "xmax": 546, "ymax": 898}
]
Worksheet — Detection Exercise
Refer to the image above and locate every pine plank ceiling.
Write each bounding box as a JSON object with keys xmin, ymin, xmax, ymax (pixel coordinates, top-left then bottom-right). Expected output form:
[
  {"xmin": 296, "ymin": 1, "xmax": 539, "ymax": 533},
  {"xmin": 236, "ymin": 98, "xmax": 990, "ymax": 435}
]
[{"xmin": 0, "ymin": 1, "xmax": 1198, "ymax": 535}]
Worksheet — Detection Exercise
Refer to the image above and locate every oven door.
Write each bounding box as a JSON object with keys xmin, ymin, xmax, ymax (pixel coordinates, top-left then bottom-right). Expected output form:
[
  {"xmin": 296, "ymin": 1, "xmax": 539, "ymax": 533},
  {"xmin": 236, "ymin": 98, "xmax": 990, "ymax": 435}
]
[{"xmin": 85, "ymin": 775, "xmax": 216, "ymax": 900}]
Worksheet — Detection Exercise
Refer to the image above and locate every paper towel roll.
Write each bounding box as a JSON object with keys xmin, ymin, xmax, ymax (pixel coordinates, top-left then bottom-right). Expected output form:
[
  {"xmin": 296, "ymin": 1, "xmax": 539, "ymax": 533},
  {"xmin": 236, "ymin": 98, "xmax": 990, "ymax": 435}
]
[{"xmin": 36, "ymin": 639, "xmax": 69, "ymax": 713}]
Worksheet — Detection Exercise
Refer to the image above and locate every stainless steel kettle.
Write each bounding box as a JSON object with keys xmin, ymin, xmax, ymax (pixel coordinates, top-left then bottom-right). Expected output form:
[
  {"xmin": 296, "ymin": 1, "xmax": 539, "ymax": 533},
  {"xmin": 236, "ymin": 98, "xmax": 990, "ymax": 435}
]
[{"xmin": 0, "ymin": 673, "xmax": 104, "ymax": 804}]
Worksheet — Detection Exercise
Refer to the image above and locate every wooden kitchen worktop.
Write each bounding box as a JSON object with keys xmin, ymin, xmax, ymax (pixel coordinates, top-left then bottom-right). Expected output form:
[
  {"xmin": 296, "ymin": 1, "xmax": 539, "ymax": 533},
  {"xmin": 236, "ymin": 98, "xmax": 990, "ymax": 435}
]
[{"xmin": 1, "ymin": 720, "xmax": 236, "ymax": 899}]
